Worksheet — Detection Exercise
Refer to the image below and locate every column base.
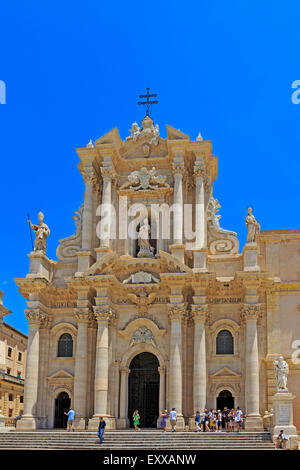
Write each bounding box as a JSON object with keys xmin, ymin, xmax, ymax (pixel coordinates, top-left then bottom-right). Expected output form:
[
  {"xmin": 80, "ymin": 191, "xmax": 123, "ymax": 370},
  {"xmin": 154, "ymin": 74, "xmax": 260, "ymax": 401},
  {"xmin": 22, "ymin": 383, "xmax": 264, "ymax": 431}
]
[
  {"xmin": 16, "ymin": 415, "xmax": 37, "ymax": 430},
  {"xmin": 244, "ymin": 415, "xmax": 263, "ymax": 430},
  {"xmin": 116, "ymin": 418, "xmax": 129, "ymax": 429},
  {"xmin": 88, "ymin": 415, "xmax": 116, "ymax": 430},
  {"xmin": 73, "ymin": 417, "xmax": 87, "ymax": 430}
]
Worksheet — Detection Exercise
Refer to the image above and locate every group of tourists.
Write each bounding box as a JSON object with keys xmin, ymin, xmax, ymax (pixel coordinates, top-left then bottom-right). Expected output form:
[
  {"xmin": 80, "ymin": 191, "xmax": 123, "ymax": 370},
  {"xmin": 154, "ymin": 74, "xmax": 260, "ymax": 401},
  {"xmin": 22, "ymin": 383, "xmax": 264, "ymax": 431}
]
[
  {"xmin": 132, "ymin": 406, "xmax": 244, "ymax": 433},
  {"xmin": 194, "ymin": 407, "xmax": 243, "ymax": 432}
]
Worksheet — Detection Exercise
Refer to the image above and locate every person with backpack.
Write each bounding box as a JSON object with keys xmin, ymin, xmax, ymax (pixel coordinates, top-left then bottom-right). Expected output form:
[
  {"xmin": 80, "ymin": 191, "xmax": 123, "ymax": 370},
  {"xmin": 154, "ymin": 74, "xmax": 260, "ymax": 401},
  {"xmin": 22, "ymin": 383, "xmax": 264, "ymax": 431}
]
[{"xmin": 195, "ymin": 410, "xmax": 201, "ymax": 432}]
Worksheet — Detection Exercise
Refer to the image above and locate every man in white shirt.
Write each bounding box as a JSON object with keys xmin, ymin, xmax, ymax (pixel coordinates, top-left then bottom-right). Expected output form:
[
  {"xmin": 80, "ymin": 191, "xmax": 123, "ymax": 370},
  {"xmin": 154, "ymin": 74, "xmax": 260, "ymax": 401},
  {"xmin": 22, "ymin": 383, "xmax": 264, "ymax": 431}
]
[
  {"xmin": 169, "ymin": 408, "xmax": 177, "ymax": 432},
  {"xmin": 234, "ymin": 407, "xmax": 243, "ymax": 432}
]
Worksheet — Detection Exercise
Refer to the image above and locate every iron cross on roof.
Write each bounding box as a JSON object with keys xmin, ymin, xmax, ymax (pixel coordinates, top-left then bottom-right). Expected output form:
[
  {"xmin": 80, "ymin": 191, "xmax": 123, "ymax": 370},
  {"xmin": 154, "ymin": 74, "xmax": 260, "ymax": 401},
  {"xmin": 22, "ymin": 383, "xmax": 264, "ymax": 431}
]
[{"xmin": 137, "ymin": 87, "xmax": 158, "ymax": 117}]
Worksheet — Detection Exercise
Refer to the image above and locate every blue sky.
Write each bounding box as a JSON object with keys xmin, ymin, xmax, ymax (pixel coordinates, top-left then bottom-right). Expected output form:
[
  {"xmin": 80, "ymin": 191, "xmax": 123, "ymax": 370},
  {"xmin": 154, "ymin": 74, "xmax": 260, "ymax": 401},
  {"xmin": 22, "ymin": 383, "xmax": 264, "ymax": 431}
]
[{"xmin": 0, "ymin": 0, "xmax": 299, "ymax": 335}]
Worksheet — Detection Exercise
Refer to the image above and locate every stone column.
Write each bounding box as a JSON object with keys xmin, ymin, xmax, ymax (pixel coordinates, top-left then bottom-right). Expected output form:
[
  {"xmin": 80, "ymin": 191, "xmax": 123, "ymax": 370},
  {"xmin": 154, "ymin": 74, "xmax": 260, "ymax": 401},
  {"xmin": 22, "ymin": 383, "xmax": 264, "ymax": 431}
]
[
  {"xmin": 172, "ymin": 159, "xmax": 184, "ymax": 245},
  {"xmin": 242, "ymin": 304, "xmax": 263, "ymax": 429},
  {"xmin": 77, "ymin": 165, "xmax": 98, "ymax": 273},
  {"xmin": 82, "ymin": 165, "xmax": 96, "ymax": 251},
  {"xmin": 158, "ymin": 366, "xmax": 166, "ymax": 413},
  {"xmin": 168, "ymin": 303, "xmax": 185, "ymax": 429},
  {"xmin": 73, "ymin": 308, "xmax": 91, "ymax": 429},
  {"xmin": 118, "ymin": 366, "xmax": 130, "ymax": 429},
  {"xmin": 16, "ymin": 309, "xmax": 46, "ymax": 430},
  {"xmin": 192, "ymin": 304, "xmax": 208, "ymax": 413},
  {"xmin": 193, "ymin": 159, "xmax": 208, "ymax": 271},
  {"xmin": 89, "ymin": 304, "xmax": 115, "ymax": 429},
  {"xmin": 100, "ymin": 166, "xmax": 114, "ymax": 250}
]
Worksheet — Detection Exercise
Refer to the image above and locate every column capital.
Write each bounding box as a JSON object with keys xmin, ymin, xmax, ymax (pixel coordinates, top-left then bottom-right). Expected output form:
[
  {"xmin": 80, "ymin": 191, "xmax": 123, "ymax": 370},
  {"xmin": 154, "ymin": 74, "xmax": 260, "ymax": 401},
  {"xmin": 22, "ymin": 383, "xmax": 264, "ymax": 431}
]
[
  {"xmin": 241, "ymin": 303, "xmax": 263, "ymax": 322},
  {"xmin": 168, "ymin": 303, "xmax": 186, "ymax": 321},
  {"xmin": 83, "ymin": 165, "xmax": 100, "ymax": 190},
  {"xmin": 191, "ymin": 304, "xmax": 209, "ymax": 323},
  {"xmin": 101, "ymin": 165, "xmax": 116, "ymax": 180},
  {"xmin": 158, "ymin": 366, "xmax": 166, "ymax": 374},
  {"xmin": 25, "ymin": 309, "xmax": 47, "ymax": 326},
  {"xmin": 120, "ymin": 366, "xmax": 131, "ymax": 375},
  {"xmin": 93, "ymin": 305, "xmax": 114, "ymax": 323},
  {"xmin": 172, "ymin": 161, "xmax": 184, "ymax": 176},
  {"xmin": 74, "ymin": 307, "xmax": 93, "ymax": 323}
]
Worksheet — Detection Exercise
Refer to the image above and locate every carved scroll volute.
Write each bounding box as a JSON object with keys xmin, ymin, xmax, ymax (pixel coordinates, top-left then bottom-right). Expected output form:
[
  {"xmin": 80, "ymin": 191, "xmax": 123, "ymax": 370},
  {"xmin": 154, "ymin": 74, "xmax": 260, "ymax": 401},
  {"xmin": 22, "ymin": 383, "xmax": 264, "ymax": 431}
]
[{"xmin": 207, "ymin": 196, "xmax": 239, "ymax": 255}]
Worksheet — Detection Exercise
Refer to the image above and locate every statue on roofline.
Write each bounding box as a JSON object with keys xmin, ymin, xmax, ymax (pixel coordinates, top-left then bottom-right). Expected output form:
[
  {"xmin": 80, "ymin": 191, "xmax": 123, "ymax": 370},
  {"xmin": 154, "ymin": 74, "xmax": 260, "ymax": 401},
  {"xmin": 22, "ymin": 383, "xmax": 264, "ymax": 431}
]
[{"xmin": 28, "ymin": 212, "xmax": 50, "ymax": 254}]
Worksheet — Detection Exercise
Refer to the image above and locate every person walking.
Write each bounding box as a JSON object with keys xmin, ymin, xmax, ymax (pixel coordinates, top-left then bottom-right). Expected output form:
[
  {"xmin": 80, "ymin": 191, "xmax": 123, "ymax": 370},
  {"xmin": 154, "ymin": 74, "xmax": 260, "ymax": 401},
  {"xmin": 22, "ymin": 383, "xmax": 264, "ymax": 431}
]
[
  {"xmin": 133, "ymin": 410, "xmax": 141, "ymax": 431},
  {"xmin": 205, "ymin": 409, "xmax": 210, "ymax": 432},
  {"xmin": 235, "ymin": 407, "xmax": 243, "ymax": 432},
  {"xmin": 169, "ymin": 408, "xmax": 177, "ymax": 432},
  {"xmin": 98, "ymin": 417, "xmax": 106, "ymax": 444},
  {"xmin": 64, "ymin": 407, "xmax": 75, "ymax": 432},
  {"xmin": 160, "ymin": 410, "xmax": 168, "ymax": 433},
  {"xmin": 195, "ymin": 410, "xmax": 201, "ymax": 432}
]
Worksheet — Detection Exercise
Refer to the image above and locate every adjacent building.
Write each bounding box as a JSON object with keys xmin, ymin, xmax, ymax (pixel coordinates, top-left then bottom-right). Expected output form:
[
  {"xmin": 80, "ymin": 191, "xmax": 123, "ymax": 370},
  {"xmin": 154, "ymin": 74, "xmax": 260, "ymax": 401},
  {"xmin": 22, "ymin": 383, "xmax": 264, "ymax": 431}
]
[{"xmin": 0, "ymin": 291, "xmax": 27, "ymax": 419}]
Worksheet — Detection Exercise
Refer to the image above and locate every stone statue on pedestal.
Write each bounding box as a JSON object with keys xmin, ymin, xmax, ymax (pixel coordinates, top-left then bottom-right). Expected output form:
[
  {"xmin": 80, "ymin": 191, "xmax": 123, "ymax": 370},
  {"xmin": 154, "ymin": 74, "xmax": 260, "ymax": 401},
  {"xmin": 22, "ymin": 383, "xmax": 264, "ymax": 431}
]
[
  {"xmin": 137, "ymin": 218, "xmax": 154, "ymax": 258},
  {"xmin": 274, "ymin": 356, "xmax": 289, "ymax": 392},
  {"xmin": 245, "ymin": 207, "xmax": 260, "ymax": 243},
  {"xmin": 28, "ymin": 212, "xmax": 50, "ymax": 254}
]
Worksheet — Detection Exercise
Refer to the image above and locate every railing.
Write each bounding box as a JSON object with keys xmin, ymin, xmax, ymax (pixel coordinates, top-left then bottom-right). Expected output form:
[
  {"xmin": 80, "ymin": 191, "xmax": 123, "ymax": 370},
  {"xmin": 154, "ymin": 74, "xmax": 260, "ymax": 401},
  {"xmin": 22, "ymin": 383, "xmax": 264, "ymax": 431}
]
[{"xmin": 0, "ymin": 369, "xmax": 24, "ymax": 385}]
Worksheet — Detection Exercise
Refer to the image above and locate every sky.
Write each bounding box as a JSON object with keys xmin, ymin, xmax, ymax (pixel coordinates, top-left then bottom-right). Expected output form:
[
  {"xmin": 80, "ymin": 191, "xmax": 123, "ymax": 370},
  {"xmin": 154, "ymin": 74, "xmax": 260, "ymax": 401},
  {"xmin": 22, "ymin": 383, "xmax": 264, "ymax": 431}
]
[{"xmin": 0, "ymin": 0, "xmax": 299, "ymax": 335}]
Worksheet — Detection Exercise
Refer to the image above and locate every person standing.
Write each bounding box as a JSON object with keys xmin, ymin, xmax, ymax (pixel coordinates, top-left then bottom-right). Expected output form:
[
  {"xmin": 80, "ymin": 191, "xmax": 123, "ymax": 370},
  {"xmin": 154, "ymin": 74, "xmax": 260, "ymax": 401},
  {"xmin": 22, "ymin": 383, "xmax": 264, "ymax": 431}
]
[
  {"xmin": 160, "ymin": 410, "xmax": 168, "ymax": 433},
  {"xmin": 229, "ymin": 409, "xmax": 235, "ymax": 432},
  {"xmin": 98, "ymin": 417, "xmax": 106, "ymax": 444},
  {"xmin": 64, "ymin": 407, "xmax": 75, "ymax": 432},
  {"xmin": 222, "ymin": 407, "xmax": 230, "ymax": 432},
  {"xmin": 217, "ymin": 410, "xmax": 222, "ymax": 432},
  {"xmin": 235, "ymin": 407, "xmax": 243, "ymax": 432},
  {"xmin": 169, "ymin": 407, "xmax": 177, "ymax": 432},
  {"xmin": 133, "ymin": 410, "xmax": 141, "ymax": 431},
  {"xmin": 195, "ymin": 410, "xmax": 201, "ymax": 432}
]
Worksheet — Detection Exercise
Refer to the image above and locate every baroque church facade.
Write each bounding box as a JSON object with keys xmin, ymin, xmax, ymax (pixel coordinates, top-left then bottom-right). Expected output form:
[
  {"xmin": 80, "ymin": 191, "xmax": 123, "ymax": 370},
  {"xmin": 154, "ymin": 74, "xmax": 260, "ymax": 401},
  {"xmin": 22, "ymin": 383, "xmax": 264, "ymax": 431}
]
[{"xmin": 15, "ymin": 116, "xmax": 300, "ymax": 431}]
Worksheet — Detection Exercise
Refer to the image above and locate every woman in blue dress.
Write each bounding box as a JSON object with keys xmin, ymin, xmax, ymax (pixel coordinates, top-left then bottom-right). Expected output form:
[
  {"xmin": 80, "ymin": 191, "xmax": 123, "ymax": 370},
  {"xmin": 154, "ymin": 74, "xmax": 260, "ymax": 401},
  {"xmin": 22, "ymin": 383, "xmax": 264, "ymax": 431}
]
[{"xmin": 160, "ymin": 409, "xmax": 168, "ymax": 433}]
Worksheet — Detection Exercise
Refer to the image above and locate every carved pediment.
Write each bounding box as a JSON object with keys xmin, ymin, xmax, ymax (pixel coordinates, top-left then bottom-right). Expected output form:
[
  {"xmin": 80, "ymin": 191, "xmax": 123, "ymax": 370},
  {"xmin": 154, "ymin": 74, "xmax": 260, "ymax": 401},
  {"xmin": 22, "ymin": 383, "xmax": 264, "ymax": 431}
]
[
  {"xmin": 94, "ymin": 127, "xmax": 122, "ymax": 147},
  {"xmin": 48, "ymin": 369, "xmax": 74, "ymax": 381},
  {"xmin": 210, "ymin": 367, "xmax": 241, "ymax": 378}
]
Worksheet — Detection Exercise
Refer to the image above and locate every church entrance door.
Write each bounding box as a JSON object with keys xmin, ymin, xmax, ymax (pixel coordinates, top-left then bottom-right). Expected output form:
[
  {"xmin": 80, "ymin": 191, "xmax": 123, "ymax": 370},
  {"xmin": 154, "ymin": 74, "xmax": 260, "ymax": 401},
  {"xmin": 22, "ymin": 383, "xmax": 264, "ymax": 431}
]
[
  {"xmin": 128, "ymin": 352, "xmax": 159, "ymax": 428},
  {"xmin": 54, "ymin": 391, "xmax": 71, "ymax": 428},
  {"xmin": 216, "ymin": 390, "xmax": 234, "ymax": 411}
]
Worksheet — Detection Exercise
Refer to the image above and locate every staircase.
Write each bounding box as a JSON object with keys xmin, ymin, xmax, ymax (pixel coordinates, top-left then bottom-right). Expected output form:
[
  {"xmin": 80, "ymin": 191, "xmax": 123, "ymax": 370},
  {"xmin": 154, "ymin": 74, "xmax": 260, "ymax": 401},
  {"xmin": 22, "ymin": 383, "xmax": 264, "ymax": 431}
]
[{"xmin": 0, "ymin": 430, "xmax": 274, "ymax": 450}]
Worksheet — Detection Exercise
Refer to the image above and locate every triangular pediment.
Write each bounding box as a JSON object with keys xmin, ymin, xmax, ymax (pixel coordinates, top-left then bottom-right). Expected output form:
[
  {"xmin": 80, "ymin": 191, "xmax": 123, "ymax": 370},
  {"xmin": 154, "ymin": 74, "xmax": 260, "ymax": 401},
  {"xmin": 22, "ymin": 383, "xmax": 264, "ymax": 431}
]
[
  {"xmin": 210, "ymin": 367, "xmax": 240, "ymax": 378},
  {"xmin": 94, "ymin": 127, "xmax": 122, "ymax": 147},
  {"xmin": 166, "ymin": 124, "xmax": 189, "ymax": 141},
  {"xmin": 48, "ymin": 369, "xmax": 74, "ymax": 380}
]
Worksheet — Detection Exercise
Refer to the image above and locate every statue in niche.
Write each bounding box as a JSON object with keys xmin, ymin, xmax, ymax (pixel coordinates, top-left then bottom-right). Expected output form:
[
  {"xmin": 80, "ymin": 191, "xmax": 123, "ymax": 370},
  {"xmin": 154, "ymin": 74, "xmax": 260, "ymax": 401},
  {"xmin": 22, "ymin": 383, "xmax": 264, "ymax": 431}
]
[
  {"xmin": 274, "ymin": 356, "xmax": 289, "ymax": 392},
  {"xmin": 137, "ymin": 218, "xmax": 154, "ymax": 258},
  {"xmin": 28, "ymin": 212, "xmax": 50, "ymax": 254},
  {"xmin": 245, "ymin": 207, "xmax": 260, "ymax": 244}
]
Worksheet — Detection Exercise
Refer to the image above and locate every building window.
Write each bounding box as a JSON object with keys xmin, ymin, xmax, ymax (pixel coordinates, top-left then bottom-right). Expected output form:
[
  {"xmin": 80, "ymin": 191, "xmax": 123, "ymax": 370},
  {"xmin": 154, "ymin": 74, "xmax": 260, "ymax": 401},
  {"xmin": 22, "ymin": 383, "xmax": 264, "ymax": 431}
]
[
  {"xmin": 8, "ymin": 409, "xmax": 13, "ymax": 417},
  {"xmin": 9, "ymin": 394, "xmax": 13, "ymax": 401},
  {"xmin": 20, "ymin": 396, "xmax": 24, "ymax": 403},
  {"xmin": 216, "ymin": 330, "xmax": 234, "ymax": 355},
  {"xmin": 17, "ymin": 371, "xmax": 21, "ymax": 378},
  {"xmin": 18, "ymin": 352, "xmax": 22, "ymax": 362},
  {"xmin": 7, "ymin": 347, "xmax": 12, "ymax": 357},
  {"xmin": 57, "ymin": 333, "xmax": 73, "ymax": 358},
  {"xmin": 6, "ymin": 368, "xmax": 11, "ymax": 375}
]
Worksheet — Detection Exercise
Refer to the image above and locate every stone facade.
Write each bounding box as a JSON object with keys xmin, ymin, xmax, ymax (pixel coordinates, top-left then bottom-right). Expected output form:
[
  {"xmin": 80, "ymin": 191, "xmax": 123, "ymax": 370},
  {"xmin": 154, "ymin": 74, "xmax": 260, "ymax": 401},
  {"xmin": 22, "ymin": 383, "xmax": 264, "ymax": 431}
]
[
  {"xmin": 0, "ymin": 292, "xmax": 27, "ymax": 419},
  {"xmin": 14, "ymin": 117, "xmax": 300, "ymax": 432}
]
